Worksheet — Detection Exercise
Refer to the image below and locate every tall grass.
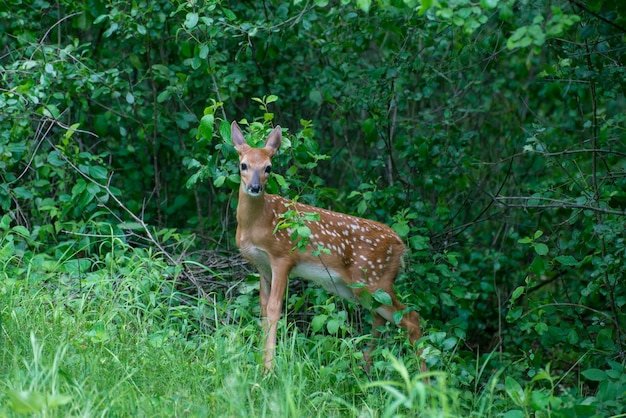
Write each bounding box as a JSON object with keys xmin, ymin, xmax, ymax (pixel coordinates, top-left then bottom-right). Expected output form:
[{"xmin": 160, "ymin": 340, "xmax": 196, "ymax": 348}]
[{"xmin": 0, "ymin": 241, "xmax": 515, "ymax": 417}]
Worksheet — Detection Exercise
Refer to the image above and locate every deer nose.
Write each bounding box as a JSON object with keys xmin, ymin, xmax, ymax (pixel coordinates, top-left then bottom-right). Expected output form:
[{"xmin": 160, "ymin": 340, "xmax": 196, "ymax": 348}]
[{"xmin": 248, "ymin": 184, "xmax": 261, "ymax": 195}]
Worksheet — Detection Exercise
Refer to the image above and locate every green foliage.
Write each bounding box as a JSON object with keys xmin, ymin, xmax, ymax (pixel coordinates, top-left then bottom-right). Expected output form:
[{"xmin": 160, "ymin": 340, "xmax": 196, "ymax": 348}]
[
  {"xmin": 506, "ymin": 7, "xmax": 581, "ymax": 50},
  {"xmin": 503, "ymin": 365, "xmax": 603, "ymax": 417},
  {"xmin": 273, "ymin": 199, "xmax": 328, "ymax": 254}
]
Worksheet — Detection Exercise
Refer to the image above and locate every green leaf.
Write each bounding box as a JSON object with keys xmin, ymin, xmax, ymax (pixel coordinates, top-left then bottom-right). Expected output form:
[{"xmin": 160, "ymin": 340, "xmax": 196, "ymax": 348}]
[
  {"xmin": 295, "ymin": 225, "xmax": 311, "ymax": 239},
  {"xmin": 511, "ymin": 286, "xmax": 525, "ymax": 302},
  {"xmin": 118, "ymin": 222, "xmax": 145, "ymax": 230},
  {"xmin": 533, "ymin": 243, "xmax": 548, "ymax": 256},
  {"xmin": 327, "ymin": 319, "xmax": 340, "ymax": 334},
  {"xmin": 356, "ymin": 0, "xmax": 371, "ymax": 12},
  {"xmin": 392, "ymin": 222, "xmax": 410, "ymax": 238},
  {"xmin": 11, "ymin": 225, "xmax": 30, "ymax": 238},
  {"xmin": 63, "ymin": 258, "xmax": 92, "ymax": 274},
  {"xmin": 392, "ymin": 310, "xmax": 403, "ymax": 325},
  {"xmin": 199, "ymin": 44, "xmax": 209, "ymax": 60},
  {"xmin": 157, "ymin": 90, "xmax": 170, "ymax": 103},
  {"xmin": 446, "ymin": 252, "xmax": 458, "ymax": 267},
  {"xmin": 311, "ymin": 314, "xmax": 328, "ymax": 333},
  {"xmin": 480, "ymin": 0, "xmax": 498, "ymax": 8},
  {"xmin": 505, "ymin": 376, "xmax": 526, "ymax": 406},
  {"xmin": 47, "ymin": 151, "xmax": 65, "ymax": 167},
  {"xmin": 534, "ymin": 322, "xmax": 548, "ymax": 334},
  {"xmin": 506, "ymin": 306, "xmax": 523, "ymax": 322},
  {"xmin": 357, "ymin": 199, "xmax": 367, "ymax": 215},
  {"xmin": 89, "ymin": 166, "xmax": 108, "ymax": 181},
  {"xmin": 93, "ymin": 14, "xmax": 108, "ymax": 25},
  {"xmin": 418, "ymin": 0, "xmax": 435, "ymax": 15},
  {"xmin": 555, "ymin": 255, "xmax": 578, "ymax": 266},
  {"xmin": 442, "ymin": 336, "xmax": 458, "ymax": 351},
  {"xmin": 359, "ymin": 290, "xmax": 373, "ymax": 309},
  {"xmin": 348, "ymin": 282, "xmax": 365, "ymax": 288},
  {"xmin": 0, "ymin": 215, "xmax": 10, "ymax": 230},
  {"xmin": 219, "ymin": 120, "xmax": 231, "ymax": 142},
  {"xmin": 507, "ymin": 26, "xmax": 532, "ymax": 50},
  {"xmin": 222, "ymin": 7, "xmax": 236, "ymax": 20},
  {"xmin": 199, "ymin": 114, "xmax": 214, "ymax": 141},
  {"xmin": 273, "ymin": 173, "xmax": 288, "ymax": 189},
  {"xmin": 103, "ymin": 22, "xmax": 118, "ymax": 38},
  {"xmin": 581, "ymin": 368, "xmax": 606, "ymax": 382},
  {"xmin": 531, "ymin": 390, "xmax": 551, "ymax": 411},
  {"xmin": 214, "ymin": 175, "xmax": 225, "ymax": 188},
  {"xmin": 13, "ymin": 187, "xmax": 33, "ymax": 199},
  {"xmin": 373, "ymin": 289, "xmax": 393, "ymax": 306},
  {"xmin": 64, "ymin": 123, "xmax": 81, "ymax": 140},
  {"xmin": 184, "ymin": 12, "xmax": 199, "ymax": 29},
  {"xmin": 409, "ymin": 235, "xmax": 429, "ymax": 251}
]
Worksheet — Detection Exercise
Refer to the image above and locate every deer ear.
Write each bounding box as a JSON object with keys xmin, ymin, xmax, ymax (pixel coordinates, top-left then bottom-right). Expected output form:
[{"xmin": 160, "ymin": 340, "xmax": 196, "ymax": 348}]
[
  {"xmin": 264, "ymin": 126, "xmax": 282, "ymax": 157},
  {"xmin": 231, "ymin": 121, "xmax": 250, "ymax": 154}
]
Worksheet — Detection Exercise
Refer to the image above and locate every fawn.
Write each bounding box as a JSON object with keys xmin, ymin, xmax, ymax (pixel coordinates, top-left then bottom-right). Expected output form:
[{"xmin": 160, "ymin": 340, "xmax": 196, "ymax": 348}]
[{"xmin": 231, "ymin": 121, "xmax": 423, "ymax": 370}]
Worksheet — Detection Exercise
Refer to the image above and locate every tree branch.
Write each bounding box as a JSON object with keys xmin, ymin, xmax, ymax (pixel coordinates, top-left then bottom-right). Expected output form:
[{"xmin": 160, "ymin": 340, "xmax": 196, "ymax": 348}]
[
  {"xmin": 494, "ymin": 195, "xmax": 626, "ymax": 216},
  {"xmin": 569, "ymin": 0, "xmax": 626, "ymax": 35}
]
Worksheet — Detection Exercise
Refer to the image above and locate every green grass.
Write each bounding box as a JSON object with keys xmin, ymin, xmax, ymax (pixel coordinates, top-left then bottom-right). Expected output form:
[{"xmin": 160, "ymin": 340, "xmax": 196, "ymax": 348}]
[{"xmin": 0, "ymin": 243, "xmax": 613, "ymax": 417}]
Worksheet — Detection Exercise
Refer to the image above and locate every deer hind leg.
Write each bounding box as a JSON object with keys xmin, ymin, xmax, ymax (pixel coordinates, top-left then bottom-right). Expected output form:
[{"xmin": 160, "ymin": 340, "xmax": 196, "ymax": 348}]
[
  {"xmin": 375, "ymin": 295, "xmax": 422, "ymax": 343},
  {"xmin": 374, "ymin": 296, "xmax": 427, "ymax": 372},
  {"xmin": 366, "ymin": 263, "xmax": 425, "ymax": 371},
  {"xmin": 376, "ymin": 295, "xmax": 427, "ymax": 372},
  {"xmin": 358, "ymin": 260, "xmax": 422, "ymax": 346}
]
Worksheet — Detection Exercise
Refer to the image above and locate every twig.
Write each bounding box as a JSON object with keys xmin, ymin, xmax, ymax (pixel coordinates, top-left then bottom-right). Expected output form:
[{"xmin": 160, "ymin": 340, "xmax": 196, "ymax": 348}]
[
  {"xmin": 494, "ymin": 196, "xmax": 626, "ymax": 216},
  {"xmin": 7, "ymin": 118, "xmax": 54, "ymax": 185},
  {"xmin": 520, "ymin": 302, "xmax": 620, "ymax": 329},
  {"xmin": 568, "ymin": 0, "xmax": 626, "ymax": 35}
]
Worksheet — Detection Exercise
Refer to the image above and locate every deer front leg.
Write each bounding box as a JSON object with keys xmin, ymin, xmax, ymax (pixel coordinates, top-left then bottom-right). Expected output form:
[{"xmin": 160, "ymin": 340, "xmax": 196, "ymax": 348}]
[
  {"xmin": 259, "ymin": 272, "xmax": 270, "ymax": 320},
  {"xmin": 262, "ymin": 259, "xmax": 290, "ymax": 371},
  {"xmin": 363, "ymin": 311, "xmax": 387, "ymax": 372}
]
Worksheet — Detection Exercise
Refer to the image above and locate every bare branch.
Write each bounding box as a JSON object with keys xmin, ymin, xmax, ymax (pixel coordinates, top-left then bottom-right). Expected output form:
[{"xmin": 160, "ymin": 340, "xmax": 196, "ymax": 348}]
[{"xmin": 494, "ymin": 195, "xmax": 626, "ymax": 216}]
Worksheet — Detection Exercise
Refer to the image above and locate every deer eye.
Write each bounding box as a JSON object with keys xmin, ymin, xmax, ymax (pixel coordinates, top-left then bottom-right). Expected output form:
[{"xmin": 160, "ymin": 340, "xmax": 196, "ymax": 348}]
[
  {"xmin": 240, "ymin": 163, "xmax": 248, "ymax": 171},
  {"xmin": 265, "ymin": 165, "xmax": 272, "ymax": 174}
]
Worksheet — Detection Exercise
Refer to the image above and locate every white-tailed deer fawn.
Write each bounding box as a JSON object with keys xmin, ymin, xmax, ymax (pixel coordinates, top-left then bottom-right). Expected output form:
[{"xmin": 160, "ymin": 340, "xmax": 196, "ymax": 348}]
[{"xmin": 231, "ymin": 121, "xmax": 423, "ymax": 370}]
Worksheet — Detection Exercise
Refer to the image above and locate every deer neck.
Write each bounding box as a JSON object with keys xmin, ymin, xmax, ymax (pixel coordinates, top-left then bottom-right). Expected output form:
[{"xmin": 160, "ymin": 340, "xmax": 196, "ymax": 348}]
[{"xmin": 236, "ymin": 187, "xmax": 270, "ymax": 231}]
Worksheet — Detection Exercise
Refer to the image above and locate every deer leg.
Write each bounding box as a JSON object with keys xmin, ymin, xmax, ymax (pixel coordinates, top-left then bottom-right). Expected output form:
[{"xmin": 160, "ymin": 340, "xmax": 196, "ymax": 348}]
[
  {"xmin": 364, "ymin": 311, "xmax": 387, "ymax": 369},
  {"xmin": 259, "ymin": 271, "xmax": 270, "ymax": 367},
  {"xmin": 375, "ymin": 295, "xmax": 427, "ymax": 372},
  {"xmin": 262, "ymin": 259, "xmax": 290, "ymax": 371},
  {"xmin": 259, "ymin": 272, "xmax": 270, "ymax": 319}
]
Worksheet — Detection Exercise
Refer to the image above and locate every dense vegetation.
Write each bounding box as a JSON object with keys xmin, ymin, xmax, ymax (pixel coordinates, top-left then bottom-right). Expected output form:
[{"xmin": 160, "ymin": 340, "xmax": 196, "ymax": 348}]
[{"xmin": 1, "ymin": 0, "xmax": 625, "ymax": 415}]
